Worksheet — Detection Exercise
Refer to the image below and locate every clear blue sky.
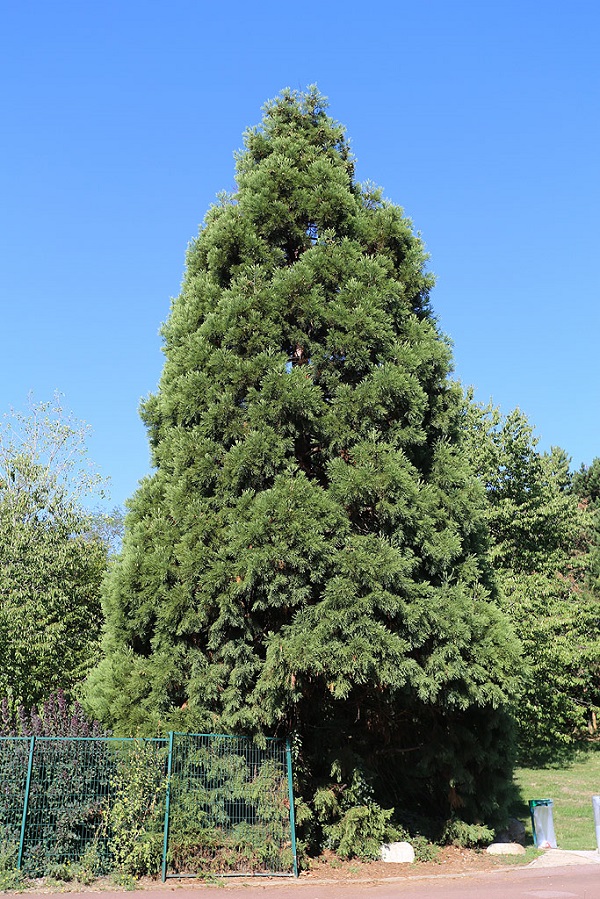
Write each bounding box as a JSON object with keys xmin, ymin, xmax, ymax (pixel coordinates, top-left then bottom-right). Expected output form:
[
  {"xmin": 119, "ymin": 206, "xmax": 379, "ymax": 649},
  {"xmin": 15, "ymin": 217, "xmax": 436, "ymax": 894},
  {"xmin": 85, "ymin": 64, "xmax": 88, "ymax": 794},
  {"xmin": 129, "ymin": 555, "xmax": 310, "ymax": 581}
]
[{"xmin": 2, "ymin": 0, "xmax": 598, "ymax": 510}]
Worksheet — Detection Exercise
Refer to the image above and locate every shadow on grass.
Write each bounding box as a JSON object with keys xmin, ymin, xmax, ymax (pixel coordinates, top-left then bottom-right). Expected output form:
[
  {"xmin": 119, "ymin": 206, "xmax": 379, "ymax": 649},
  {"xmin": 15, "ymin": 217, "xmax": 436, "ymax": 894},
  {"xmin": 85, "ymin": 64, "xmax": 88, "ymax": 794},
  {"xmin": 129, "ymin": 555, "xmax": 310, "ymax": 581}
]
[{"xmin": 517, "ymin": 735, "xmax": 600, "ymax": 771}]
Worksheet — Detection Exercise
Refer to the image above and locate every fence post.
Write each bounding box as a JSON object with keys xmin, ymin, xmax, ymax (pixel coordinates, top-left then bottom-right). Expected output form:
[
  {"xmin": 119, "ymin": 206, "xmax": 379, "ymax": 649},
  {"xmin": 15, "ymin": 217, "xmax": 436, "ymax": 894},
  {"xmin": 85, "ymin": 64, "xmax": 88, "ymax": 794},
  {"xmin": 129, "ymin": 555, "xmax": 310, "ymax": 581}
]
[
  {"xmin": 17, "ymin": 736, "xmax": 35, "ymax": 871},
  {"xmin": 161, "ymin": 731, "xmax": 175, "ymax": 883},
  {"xmin": 285, "ymin": 738, "xmax": 298, "ymax": 878}
]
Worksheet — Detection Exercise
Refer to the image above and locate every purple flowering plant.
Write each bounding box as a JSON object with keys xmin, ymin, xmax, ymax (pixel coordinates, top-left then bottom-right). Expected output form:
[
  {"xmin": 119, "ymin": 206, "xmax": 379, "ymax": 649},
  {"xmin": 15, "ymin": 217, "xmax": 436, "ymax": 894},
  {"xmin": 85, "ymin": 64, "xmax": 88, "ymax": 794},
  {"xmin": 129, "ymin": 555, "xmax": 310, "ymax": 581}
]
[{"xmin": 0, "ymin": 690, "xmax": 104, "ymax": 738}]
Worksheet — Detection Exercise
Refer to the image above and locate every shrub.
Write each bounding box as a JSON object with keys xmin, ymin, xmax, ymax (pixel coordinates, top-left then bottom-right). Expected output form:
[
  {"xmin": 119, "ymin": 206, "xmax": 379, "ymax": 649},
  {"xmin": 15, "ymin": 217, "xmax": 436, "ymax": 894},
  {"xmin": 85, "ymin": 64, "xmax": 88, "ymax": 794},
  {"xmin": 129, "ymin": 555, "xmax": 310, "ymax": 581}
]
[{"xmin": 442, "ymin": 818, "xmax": 494, "ymax": 848}]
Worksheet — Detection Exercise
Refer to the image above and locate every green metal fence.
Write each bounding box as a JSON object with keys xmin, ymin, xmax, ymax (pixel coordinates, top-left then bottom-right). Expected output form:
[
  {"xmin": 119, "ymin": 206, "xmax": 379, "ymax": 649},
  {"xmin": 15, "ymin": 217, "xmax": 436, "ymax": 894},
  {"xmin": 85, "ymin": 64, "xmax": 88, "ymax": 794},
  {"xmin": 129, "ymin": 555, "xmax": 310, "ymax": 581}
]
[{"xmin": 0, "ymin": 733, "xmax": 297, "ymax": 879}]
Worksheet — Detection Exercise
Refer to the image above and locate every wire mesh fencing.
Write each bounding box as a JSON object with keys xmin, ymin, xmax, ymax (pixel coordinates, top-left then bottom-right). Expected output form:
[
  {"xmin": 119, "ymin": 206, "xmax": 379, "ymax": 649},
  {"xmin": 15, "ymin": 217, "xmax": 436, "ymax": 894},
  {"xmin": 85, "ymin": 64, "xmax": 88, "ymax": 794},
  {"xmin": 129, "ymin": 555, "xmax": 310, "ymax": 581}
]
[
  {"xmin": 0, "ymin": 737, "xmax": 30, "ymax": 853},
  {"xmin": 0, "ymin": 733, "xmax": 297, "ymax": 879},
  {"xmin": 165, "ymin": 733, "xmax": 295, "ymax": 877}
]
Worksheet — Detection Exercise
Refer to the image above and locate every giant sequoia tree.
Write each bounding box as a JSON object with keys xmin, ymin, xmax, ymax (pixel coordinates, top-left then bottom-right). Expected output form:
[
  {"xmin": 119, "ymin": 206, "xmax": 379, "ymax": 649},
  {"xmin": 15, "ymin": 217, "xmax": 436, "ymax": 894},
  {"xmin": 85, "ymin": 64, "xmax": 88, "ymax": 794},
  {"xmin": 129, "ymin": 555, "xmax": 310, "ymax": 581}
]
[{"xmin": 87, "ymin": 89, "xmax": 519, "ymax": 835}]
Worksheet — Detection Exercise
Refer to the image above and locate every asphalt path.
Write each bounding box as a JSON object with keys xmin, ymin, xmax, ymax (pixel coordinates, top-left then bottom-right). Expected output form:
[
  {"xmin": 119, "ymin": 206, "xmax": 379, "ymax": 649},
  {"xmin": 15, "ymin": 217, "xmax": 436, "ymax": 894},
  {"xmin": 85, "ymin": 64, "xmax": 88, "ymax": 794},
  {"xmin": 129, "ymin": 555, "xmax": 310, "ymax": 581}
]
[{"xmin": 25, "ymin": 868, "xmax": 600, "ymax": 899}]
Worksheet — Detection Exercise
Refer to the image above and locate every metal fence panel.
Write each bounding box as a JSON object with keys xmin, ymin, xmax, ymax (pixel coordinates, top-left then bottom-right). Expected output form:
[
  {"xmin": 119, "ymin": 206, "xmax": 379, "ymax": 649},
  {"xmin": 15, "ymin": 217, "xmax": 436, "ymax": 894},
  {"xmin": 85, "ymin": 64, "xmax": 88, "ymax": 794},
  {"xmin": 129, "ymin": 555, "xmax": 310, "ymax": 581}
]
[
  {"xmin": 17, "ymin": 737, "xmax": 167, "ymax": 877},
  {"xmin": 165, "ymin": 732, "xmax": 295, "ymax": 877},
  {"xmin": 0, "ymin": 737, "xmax": 30, "ymax": 857},
  {"xmin": 0, "ymin": 733, "xmax": 296, "ymax": 879}
]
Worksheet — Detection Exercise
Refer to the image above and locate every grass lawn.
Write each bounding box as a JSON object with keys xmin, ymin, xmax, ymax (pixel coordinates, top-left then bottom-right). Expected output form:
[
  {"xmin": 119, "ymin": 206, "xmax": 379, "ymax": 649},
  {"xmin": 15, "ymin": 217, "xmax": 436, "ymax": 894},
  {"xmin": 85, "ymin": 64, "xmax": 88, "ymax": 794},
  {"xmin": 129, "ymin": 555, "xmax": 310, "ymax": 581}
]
[{"xmin": 513, "ymin": 744, "xmax": 600, "ymax": 850}]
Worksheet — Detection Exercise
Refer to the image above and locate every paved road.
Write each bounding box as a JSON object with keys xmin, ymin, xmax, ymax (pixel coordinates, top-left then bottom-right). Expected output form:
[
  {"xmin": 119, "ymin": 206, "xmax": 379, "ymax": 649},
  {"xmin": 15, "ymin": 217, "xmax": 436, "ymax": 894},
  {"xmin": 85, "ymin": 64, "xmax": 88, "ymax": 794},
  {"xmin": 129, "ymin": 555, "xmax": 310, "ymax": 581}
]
[{"xmin": 30, "ymin": 868, "xmax": 600, "ymax": 899}]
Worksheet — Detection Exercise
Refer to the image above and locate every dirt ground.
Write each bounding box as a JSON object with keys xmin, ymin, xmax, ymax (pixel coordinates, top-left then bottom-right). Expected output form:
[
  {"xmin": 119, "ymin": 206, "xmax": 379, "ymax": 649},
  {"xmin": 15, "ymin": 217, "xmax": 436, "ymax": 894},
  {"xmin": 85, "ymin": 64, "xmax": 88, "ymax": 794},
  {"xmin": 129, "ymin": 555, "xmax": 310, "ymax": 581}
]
[
  {"xmin": 17, "ymin": 847, "xmax": 528, "ymax": 893},
  {"xmin": 297, "ymin": 846, "xmax": 525, "ymax": 881}
]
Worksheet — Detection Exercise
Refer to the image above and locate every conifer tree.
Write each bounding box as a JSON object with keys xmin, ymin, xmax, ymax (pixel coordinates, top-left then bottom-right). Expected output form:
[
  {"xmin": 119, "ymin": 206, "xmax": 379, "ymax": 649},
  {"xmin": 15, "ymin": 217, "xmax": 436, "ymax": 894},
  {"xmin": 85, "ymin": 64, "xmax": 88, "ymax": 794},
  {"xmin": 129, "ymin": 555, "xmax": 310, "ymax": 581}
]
[
  {"xmin": 87, "ymin": 88, "xmax": 519, "ymax": 836},
  {"xmin": 572, "ymin": 458, "xmax": 600, "ymax": 597}
]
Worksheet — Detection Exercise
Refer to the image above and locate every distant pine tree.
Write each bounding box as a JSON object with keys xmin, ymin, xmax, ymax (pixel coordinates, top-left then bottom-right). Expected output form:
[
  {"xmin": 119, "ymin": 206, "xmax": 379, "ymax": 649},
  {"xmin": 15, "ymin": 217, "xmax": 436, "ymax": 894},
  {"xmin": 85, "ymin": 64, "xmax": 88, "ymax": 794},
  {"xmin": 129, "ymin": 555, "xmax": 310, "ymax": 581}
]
[
  {"xmin": 572, "ymin": 459, "xmax": 600, "ymax": 597},
  {"xmin": 86, "ymin": 88, "xmax": 519, "ymax": 836}
]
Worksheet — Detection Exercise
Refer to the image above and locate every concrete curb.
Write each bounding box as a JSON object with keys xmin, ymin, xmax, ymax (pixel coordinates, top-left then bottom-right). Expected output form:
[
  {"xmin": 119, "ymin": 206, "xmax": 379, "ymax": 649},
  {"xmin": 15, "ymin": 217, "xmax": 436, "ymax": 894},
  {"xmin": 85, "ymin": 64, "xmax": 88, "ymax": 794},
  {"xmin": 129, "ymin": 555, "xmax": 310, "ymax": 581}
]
[{"xmin": 527, "ymin": 848, "xmax": 600, "ymax": 867}]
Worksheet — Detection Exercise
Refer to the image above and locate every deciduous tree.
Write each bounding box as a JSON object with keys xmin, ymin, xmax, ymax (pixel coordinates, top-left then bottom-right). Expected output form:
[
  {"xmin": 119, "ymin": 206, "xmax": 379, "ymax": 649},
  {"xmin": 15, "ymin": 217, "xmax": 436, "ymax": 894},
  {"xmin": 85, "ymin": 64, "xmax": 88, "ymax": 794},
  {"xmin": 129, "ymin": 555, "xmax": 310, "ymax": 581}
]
[
  {"xmin": 0, "ymin": 395, "xmax": 110, "ymax": 709},
  {"xmin": 463, "ymin": 396, "xmax": 600, "ymax": 760}
]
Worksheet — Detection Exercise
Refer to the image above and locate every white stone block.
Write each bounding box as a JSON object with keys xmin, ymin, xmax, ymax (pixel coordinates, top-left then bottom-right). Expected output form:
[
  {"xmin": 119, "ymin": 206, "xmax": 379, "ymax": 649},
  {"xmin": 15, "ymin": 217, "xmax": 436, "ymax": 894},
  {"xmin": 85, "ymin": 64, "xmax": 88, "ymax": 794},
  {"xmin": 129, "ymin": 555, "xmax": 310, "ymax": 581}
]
[
  {"xmin": 486, "ymin": 842, "xmax": 526, "ymax": 855},
  {"xmin": 380, "ymin": 841, "xmax": 415, "ymax": 863}
]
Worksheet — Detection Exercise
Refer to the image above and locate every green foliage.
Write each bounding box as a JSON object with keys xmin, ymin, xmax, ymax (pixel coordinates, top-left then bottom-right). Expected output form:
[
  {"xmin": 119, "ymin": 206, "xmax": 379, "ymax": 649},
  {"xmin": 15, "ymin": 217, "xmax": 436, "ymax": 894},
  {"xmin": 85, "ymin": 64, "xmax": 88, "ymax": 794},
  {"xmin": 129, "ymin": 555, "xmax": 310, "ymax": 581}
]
[
  {"xmin": 572, "ymin": 458, "xmax": 600, "ymax": 506},
  {"xmin": 463, "ymin": 396, "xmax": 600, "ymax": 761},
  {"xmin": 410, "ymin": 836, "xmax": 439, "ymax": 863},
  {"xmin": 0, "ymin": 696, "xmax": 109, "ymax": 879},
  {"xmin": 167, "ymin": 736, "xmax": 292, "ymax": 875},
  {"xmin": 87, "ymin": 87, "xmax": 520, "ymax": 838},
  {"xmin": 0, "ymin": 868, "xmax": 27, "ymax": 892},
  {"xmin": 62, "ymin": 845, "xmax": 104, "ymax": 885},
  {"xmin": 21, "ymin": 746, "xmax": 112, "ymax": 877},
  {"xmin": 441, "ymin": 818, "xmax": 494, "ymax": 848},
  {"xmin": 461, "ymin": 399, "xmax": 579, "ymax": 574},
  {"xmin": 571, "ymin": 458, "xmax": 600, "ymax": 597},
  {"xmin": 106, "ymin": 741, "xmax": 167, "ymax": 878},
  {"xmin": 0, "ymin": 395, "xmax": 111, "ymax": 710},
  {"xmin": 0, "ymin": 829, "xmax": 27, "ymax": 892},
  {"xmin": 0, "ymin": 730, "xmax": 292, "ymax": 879},
  {"xmin": 327, "ymin": 805, "xmax": 393, "ymax": 861},
  {"xmin": 44, "ymin": 856, "xmax": 100, "ymax": 885},
  {"xmin": 311, "ymin": 763, "xmax": 397, "ymax": 860}
]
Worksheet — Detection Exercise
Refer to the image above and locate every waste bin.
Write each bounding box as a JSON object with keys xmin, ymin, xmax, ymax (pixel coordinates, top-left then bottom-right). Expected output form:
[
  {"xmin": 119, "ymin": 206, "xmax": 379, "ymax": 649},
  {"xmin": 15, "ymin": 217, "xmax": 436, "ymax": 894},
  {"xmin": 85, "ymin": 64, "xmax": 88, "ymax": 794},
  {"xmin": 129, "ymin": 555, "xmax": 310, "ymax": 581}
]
[
  {"xmin": 592, "ymin": 795, "xmax": 600, "ymax": 851},
  {"xmin": 529, "ymin": 799, "xmax": 557, "ymax": 849}
]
